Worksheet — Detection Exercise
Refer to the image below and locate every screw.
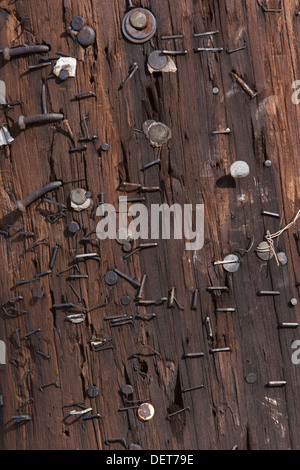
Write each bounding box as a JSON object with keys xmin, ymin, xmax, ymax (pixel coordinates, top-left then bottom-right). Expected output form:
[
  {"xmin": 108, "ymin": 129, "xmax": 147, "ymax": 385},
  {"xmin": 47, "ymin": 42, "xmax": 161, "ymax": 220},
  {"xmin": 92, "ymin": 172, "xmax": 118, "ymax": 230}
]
[
  {"xmin": 18, "ymin": 113, "xmax": 64, "ymax": 130},
  {"xmin": 2, "ymin": 44, "xmax": 50, "ymax": 61}
]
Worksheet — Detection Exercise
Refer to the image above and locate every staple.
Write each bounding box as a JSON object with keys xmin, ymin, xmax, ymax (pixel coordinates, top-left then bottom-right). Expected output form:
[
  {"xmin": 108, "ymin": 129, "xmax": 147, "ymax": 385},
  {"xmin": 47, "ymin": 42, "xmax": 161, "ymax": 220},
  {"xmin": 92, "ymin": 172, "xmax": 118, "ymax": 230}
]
[
  {"xmin": 39, "ymin": 381, "xmax": 60, "ymax": 392},
  {"xmin": 212, "ymin": 128, "xmax": 231, "ymax": 135},
  {"xmin": 279, "ymin": 323, "xmax": 299, "ymax": 328},
  {"xmin": 16, "ymin": 277, "xmax": 39, "ymax": 286},
  {"xmin": 209, "ymin": 347, "xmax": 232, "ymax": 353},
  {"xmin": 79, "ymin": 115, "xmax": 98, "ymax": 142},
  {"xmin": 205, "ymin": 316, "xmax": 213, "ymax": 339},
  {"xmin": 83, "ymin": 414, "xmax": 102, "ymax": 420},
  {"xmin": 19, "ymin": 370, "xmax": 31, "ymax": 387},
  {"xmin": 137, "ymin": 297, "xmax": 167, "ymax": 306},
  {"xmin": 261, "ymin": 210, "xmax": 280, "ymax": 218},
  {"xmin": 140, "ymin": 186, "xmax": 161, "ymax": 192},
  {"xmin": 63, "ymin": 401, "xmax": 86, "ymax": 409},
  {"xmin": 181, "ymin": 385, "xmax": 204, "ymax": 393},
  {"xmin": 113, "ymin": 267, "xmax": 141, "ymax": 288},
  {"xmin": 104, "ymin": 438, "xmax": 128, "ymax": 449},
  {"xmin": 74, "ymin": 91, "xmax": 96, "ymax": 100},
  {"xmin": 69, "ymin": 407, "xmax": 93, "ymax": 416},
  {"xmin": 167, "ymin": 406, "xmax": 190, "ymax": 420},
  {"xmin": 42, "ymin": 198, "xmax": 67, "ymax": 208},
  {"xmin": 226, "ymin": 40, "xmax": 247, "ymax": 54},
  {"xmin": 104, "ymin": 314, "xmax": 130, "ymax": 321},
  {"xmin": 194, "ymin": 47, "xmax": 223, "ymax": 52},
  {"xmin": 7, "ymin": 296, "xmax": 24, "ymax": 303},
  {"xmin": 182, "ymin": 352, "xmax": 204, "ymax": 359},
  {"xmin": 36, "ymin": 350, "xmax": 51, "ymax": 359},
  {"xmin": 75, "ymin": 253, "xmax": 99, "ymax": 259},
  {"xmin": 266, "ymin": 381, "xmax": 287, "ymax": 387},
  {"xmin": 49, "ymin": 245, "xmax": 59, "ymax": 270},
  {"xmin": 8, "ymin": 307, "xmax": 29, "ymax": 315},
  {"xmin": 15, "ymin": 328, "xmax": 21, "ymax": 348},
  {"xmin": 111, "ymin": 320, "xmax": 134, "ymax": 327},
  {"xmin": 110, "ymin": 316, "xmax": 133, "ymax": 323},
  {"xmin": 135, "ymin": 313, "xmax": 156, "ymax": 320},
  {"xmin": 206, "ymin": 287, "xmax": 229, "ymax": 292},
  {"xmin": 12, "ymin": 415, "xmax": 32, "ymax": 423},
  {"xmin": 215, "ymin": 308, "xmax": 236, "ymax": 312},
  {"xmin": 191, "ymin": 289, "xmax": 199, "ymax": 310},
  {"xmin": 94, "ymin": 345, "xmax": 114, "ymax": 352},
  {"xmin": 194, "ymin": 30, "xmax": 219, "ymax": 37},
  {"xmin": 56, "ymin": 264, "xmax": 80, "ymax": 277},
  {"xmin": 257, "ymin": 291, "xmax": 280, "ymax": 296},
  {"xmin": 16, "ymin": 397, "xmax": 35, "ymax": 411},
  {"xmin": 141, "ymin": 159, "xmax": 161, "ymax": 171},
  {"xmin": 24, "ymin": 328, "xmax": 41, "ymax": 338},
  {"xmin": 129, "ymin": 344, "xmax": 161, "ymax": 358},
  {"xmin": 161, "ymin": 34, "xmax": 184, "ymax": 39},
  {"xmin": 162, "ymin": 50, "xmax": 188, "ymax": 55},
  {"xmin": 28, "ymin": 62, "xmax": 52, "ymax": 70},
  {"xmin": 258, "ymin": 0, "xmax": 283, "ymax": 12},
  {"xmin": 67, "ymin": 275, "xmax": 89, "ymax": 280}
]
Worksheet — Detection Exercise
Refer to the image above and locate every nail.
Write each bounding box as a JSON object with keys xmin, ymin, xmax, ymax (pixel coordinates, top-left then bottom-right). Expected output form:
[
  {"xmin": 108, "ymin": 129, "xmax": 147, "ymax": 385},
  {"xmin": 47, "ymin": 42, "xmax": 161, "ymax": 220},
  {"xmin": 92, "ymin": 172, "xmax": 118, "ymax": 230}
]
[
  {"xmin": 226, "ymin": 40, "xmax": 247, "ymax": 54},
  {"xmin": 12, "ymin": 415, "xmax": 32, "ymax": 423},
  {"xmin": 137, "ymin": 274, "xmax": 147, "ymax": 299},
  {"xmin": 279, "ymin": 323, "xmax": 299, "ymax": 328},
  {"xmin": 215, "ymin": 308, "xmax": 236, "ymax": 312},
  {"xmin": 28, "ymin": 62, "xmax": 52, "ymax": 70},
  {"xmin": 16, "ymin": 398, "xmax": 35, "ymax": 411},
  {"xmin": 3, "ymin": 44, "xmax": 50, "ymax": 61},
  {"xmin": 23, "ymin": 328, "xmax": 41, "ymax": 338},
  {"xmin": 19, "ymin": 370, "xmax": 31, "ymax": 386},
  {"xmin": 29, "ymin": 238, "xmax": 50, "ymax": 250},
  {"xmin": 56, "ymin": 264, "xmax": 80, "ymax": 277},
  {"xmin": 18, "ymin": 113, "xmax": 64, "ymax": 130},
  {"xmin": 162, "ymin": 50, "xmax": 188, "ymax": 55},
  {"xmin": 113, "ymin": 267, "xmax": 141, "ymax": 288},
  {"xmin": 231, "ymin": 72, "xmax": 258, "ymax": 99},
  {"xmin": 206, "ymin": 287, "xmax": 229, "ymax": 292},
  {"xmin": 104, "ymin": 438, "xmax": 127, "ymax": 449},
  {"xmin": 135, "ymin": 313, "xmax": 156, "ymax": 320},
  {"xmin": 212, "ymin": 128, "xmax": 231, "ymax": 135},
  {"xmin": 67, "ymin": 275, "xmax": 89, "ymax": 280},
  {"xmin": 36, "ymin": 350, "xmax": 51, "ymax": 359},
  {"xmin": 16, "ymin": 181, "xmax": 62, "ymax": 212},
  {"xmin": 141, "ymin": 159, "xmax": 161, "ymax": 171},
  {"xmin": 74, "ymin": 91, "xmax": 96, "ymax": 100},
  {"xmin": 69, "ymin": 145, "xmax": 87, "ymax": 153},
  {"xmin": 83, "ymin": 414, "xmax": 102, "ymax": 421},
  {"xmin": 205, "ymin": 316, "xmax": 213, "ymax": 339},
  {"xmin": 111, "ymin": 320, "xmax": 133, "ymax": 327},
  {"xmin": 69, "ymin": 407, "xmax": 92, "ymax": 416},
  {"xmin": 79, "ymin": 115, "xmax": 98, "ymax": 142}
]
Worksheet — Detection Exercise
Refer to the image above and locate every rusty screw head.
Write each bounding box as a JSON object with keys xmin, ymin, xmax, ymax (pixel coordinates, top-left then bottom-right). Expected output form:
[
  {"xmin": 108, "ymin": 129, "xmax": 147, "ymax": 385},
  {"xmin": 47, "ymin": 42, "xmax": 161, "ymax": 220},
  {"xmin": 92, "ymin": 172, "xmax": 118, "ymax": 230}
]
[{"xmin": 129, "ymin": 10, "xmax": 148, "ymax": 29}]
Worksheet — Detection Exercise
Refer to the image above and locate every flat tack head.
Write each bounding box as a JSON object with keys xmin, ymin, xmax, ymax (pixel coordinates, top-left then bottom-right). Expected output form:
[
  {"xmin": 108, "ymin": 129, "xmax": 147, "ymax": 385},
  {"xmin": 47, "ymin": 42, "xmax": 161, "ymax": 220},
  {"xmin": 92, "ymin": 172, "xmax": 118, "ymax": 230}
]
[
  {"xmin": 137, "ymin": 403, "xmax": 155, "ymax": 421},
  {"xmin": 17, "ymin": 115, "xmax": 26, "ymax": 130},
  {"xmin": 77, "ymin": 25, "xmax": 95, "ymax": 47},
  {"xmin": 147, "ymin": 50, "xmax": 168, "ymax": 71},
  {"xmin": 16, "ymin": 200, "xmax": 26, "ymax": 212},
  {"xmin": 71, "ymin": 15, "xmax": 85, "ymax": 31},
  {"xmin": 130, "ymin": 10, "xmax": 148, "ymax": 29}
]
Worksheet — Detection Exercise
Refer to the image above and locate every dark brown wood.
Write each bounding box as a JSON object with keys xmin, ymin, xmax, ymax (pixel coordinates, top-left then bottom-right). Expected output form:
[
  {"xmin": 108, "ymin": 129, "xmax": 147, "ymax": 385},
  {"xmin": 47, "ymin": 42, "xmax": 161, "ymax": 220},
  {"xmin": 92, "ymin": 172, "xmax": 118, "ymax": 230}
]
[{"xmin": 0, "ymin": 0, "xmax": 299, "ymax": 450}]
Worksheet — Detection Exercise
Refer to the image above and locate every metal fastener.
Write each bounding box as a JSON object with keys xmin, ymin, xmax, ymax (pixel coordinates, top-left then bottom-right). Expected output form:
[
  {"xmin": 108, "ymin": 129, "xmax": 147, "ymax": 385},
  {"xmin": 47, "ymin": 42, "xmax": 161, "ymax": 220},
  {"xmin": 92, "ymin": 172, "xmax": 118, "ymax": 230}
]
[
  {"xmin": 77, "ymin": 26, "xmax": 95, "ymax": 47},
  {"xmin": 182, "ymin": 352, "xmax": 204, "ymax": 359},
  {"xmin": 2, "ymin": 44, "xmax": 50, "ymax": 61},
  {"xmin": 120, "ymin": 62, "xmax": 139, "ymax": 88},
  {"xmin": 71, "ymin": 16, "xmax": 85, "ymax": 31},
  {"xmin": 245, "ymin": 373, "xmax": 257, "ymax": 384},
  {"xmin": 214, "ymin": 254, "xmax": 240, "ymax": 273},
  {"xmin": 167, "ymin": 406, "xmax": 190, "ymax": 420},
  {"xmin": 231, "ymin": 71, "xmax": 258, "ymax": 99},
  {"xmin": 137, "ymin": 403, "xmax": 155, "ymax": 421},
  {"xmin": 121, "ymin": 384, "xmax": 134, "ymax": 396},
  {"xmin": 122, "ymin": 8, "xmax": 157, "ymax": 44},
  {"xmin": 148, "ymin": 51, "xmax": 168, "ymax": 71},
  {"xmin": 104, "ymin": 270, "xmax": 118, "ymax": 286},
  {"xmin": 181, "ymin": 385, "xmax": 204, "ymax": 393},
  {"xmin": 18, "ymin": 113, "xmax": 64, "ymax": 130},
  {"xmin": 266, "ymin": 381, "xmax": 287, "ymax": 387},
  {"xmin": 16, "ymin": 181, "xmax": 62, "ymax": 212},
  {"xmin": 87, "ymin": 385, "xmax": 98, "ymax": 398}
]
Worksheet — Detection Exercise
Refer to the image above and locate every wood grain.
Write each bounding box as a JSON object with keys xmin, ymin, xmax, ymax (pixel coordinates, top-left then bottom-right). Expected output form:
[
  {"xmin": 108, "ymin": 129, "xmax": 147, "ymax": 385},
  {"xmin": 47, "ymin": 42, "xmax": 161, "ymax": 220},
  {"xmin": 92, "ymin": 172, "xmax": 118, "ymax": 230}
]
[{"xmin": 0, "ymin": 0, "xmax": 299, "ymax": 450}]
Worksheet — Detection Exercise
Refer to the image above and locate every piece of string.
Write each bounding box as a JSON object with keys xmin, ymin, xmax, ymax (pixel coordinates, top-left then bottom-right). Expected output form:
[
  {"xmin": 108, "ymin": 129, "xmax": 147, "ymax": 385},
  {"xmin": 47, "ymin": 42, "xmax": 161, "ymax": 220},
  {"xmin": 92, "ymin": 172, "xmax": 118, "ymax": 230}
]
[{"xmin": 256, "ymin": 209, "xmax": 300, "ymax": 266}]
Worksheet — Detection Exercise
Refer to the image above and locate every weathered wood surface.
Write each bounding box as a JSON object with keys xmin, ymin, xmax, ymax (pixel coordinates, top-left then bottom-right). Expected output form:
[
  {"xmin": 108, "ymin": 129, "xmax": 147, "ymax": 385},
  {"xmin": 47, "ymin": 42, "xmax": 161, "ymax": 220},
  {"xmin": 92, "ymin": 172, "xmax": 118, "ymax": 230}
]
[{"xmin": 0, "ymin": 0, "xmax": 299, "ymax": 450}]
